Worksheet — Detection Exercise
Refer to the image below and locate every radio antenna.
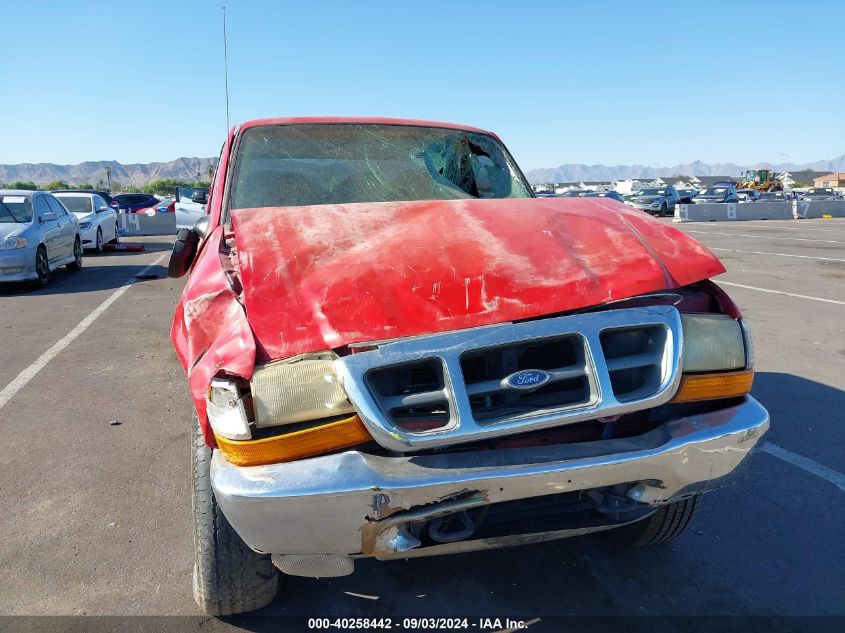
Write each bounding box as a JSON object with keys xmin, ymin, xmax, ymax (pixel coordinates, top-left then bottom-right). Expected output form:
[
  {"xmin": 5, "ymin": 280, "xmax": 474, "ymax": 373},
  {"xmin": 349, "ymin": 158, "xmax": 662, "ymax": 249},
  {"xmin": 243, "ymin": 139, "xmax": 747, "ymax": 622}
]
[{"xmin": 223, "ymin": 5, "xmax": 230, "ymax": 131}]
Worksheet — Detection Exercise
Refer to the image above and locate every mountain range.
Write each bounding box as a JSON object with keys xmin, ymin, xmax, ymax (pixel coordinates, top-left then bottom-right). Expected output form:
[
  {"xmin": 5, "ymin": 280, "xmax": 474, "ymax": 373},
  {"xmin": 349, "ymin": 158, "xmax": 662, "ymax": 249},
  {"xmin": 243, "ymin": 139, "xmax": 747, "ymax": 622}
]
[
  {"xmin": 524, "ymin": 156, "xmax": 845, "ymax": 184},
  {"xmin": 0, "ymin": 157, "xmax": 219, "ymax": 187},
  {"xmin": 1, "ymin": 154, "xmax": 842, "ymax": 187}
]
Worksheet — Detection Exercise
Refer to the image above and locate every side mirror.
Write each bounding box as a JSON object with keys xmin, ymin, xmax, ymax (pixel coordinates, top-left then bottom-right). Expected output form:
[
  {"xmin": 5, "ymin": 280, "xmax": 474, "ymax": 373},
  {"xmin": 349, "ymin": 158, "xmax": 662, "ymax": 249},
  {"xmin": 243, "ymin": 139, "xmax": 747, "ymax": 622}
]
[
  {"xmin": 193, "ymin": 215, "xmax": 211, "ymax": 240},
  {"xmin": 168, "ymin": 228, "xmax": 200, "ymax": 278},
  {"xmin": 191, "ymin": 191, "xmax": 208, "ymax": 204},
  {"xmin": 41, "ymin": 212, "xmax": 57, "ymax": 223},
  {"xmin": 167, "ymin": 217, "xmax": 211, "ymax": 278},
  {"xmin": 98, "ymin": 206, "xmax": 109, "ymax": 213}
]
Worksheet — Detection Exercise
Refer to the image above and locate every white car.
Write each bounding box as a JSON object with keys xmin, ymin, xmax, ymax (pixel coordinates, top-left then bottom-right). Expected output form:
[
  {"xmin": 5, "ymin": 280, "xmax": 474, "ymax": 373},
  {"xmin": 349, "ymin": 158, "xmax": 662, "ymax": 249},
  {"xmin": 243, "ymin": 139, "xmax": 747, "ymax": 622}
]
[
  {"xmin": 53, "ymin": 192, "xmax": 119, "ymax": 253},
  {"xmin": 173, "ymin": 186, "xmax": 208, "ymax": 230}
]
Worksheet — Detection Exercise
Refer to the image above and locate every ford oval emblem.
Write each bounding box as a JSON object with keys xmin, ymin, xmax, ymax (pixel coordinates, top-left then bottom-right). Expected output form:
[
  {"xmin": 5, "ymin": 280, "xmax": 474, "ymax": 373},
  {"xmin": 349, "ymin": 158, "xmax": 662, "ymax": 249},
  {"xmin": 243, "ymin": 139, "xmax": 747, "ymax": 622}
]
[{"xmin": 503, "ymin": 369, "xmax": 552, "ymax": 391}]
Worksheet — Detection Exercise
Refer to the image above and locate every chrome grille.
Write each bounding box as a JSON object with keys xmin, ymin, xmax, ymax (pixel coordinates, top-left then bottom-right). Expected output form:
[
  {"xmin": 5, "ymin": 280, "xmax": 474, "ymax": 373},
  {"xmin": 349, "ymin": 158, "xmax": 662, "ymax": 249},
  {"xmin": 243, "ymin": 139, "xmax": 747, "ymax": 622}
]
[
  {"xmin": 336, "ymin": 306, "xmax": 683, "ymax": 452},
  {"xmin": 461, "ymin": 335, "xmax": 594, "ymax": 421},
  {"xmin": 600, "ymin": 325, "xmax": 669, "ymax": 402}
]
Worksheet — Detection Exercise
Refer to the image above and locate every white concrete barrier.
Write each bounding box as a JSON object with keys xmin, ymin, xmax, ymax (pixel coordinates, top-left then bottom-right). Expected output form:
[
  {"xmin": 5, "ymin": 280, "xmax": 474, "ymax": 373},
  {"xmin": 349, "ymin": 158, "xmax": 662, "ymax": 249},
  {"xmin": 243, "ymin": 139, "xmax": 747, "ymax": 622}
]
[
  {"xmin": 117, "ymin": 212, "xmax": 177, "ymax": 236},
  {"xmin": 794, "ymin": 200, "xmax": 845, "ymax": 219},
  {"xmin": 674, "ymin": 202, "xmax": 794, "ymax": 222}
]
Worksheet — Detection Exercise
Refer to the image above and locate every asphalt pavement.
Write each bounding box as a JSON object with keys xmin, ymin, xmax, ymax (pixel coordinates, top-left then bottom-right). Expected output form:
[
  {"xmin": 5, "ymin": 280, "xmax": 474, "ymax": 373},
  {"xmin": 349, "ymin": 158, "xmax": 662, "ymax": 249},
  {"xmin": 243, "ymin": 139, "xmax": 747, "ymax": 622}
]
[{"xmin": 0, "ymin": 220, "xmax": 843, "ymax": 630}]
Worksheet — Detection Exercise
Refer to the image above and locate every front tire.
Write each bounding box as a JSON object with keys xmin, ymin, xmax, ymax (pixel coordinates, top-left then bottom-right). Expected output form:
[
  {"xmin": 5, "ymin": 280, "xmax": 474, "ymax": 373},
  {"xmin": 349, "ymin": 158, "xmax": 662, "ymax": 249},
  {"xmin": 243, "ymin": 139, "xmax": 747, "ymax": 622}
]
[
  {"xmin": 35, "ymin": 246, "xmax": 50, "ymax": 287},
  {"xmin": 613, "ymin": 496, "xmax": 699, "ymax": 546},
  {"xmin": 95, "ymin": 228, "xmax": 104, "ymax": 254},
  {"xmin": 191, "ymin": 415, "xmax": 279, "ymax": 615},
  {"xmin": 67, "ymin": 238, "xmax": 82, "ymax": 271}
]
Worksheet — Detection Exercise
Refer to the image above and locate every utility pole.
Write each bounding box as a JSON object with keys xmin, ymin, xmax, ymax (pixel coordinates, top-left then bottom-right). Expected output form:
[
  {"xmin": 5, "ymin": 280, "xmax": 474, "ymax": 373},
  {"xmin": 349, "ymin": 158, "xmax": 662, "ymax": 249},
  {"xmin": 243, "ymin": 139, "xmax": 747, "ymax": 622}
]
[{"xmin": 105, "ymin": 166, "xmax": 112, "ymax": 192}]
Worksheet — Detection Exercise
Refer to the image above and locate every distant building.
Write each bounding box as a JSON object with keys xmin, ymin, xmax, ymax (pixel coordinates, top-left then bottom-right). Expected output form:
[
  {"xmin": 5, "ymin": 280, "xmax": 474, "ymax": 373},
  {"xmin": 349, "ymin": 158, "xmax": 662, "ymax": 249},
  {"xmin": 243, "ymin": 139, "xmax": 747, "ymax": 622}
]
[
  {"xmin": 813, "ymin": 173, "xmax": 845, "ymax": 188},
  {"xmin": 776, "ymin": 172, "xmax": 795, "ymax": 187},
  {"xmin": 613, "ymin": 179, "xmax": 639, "ymax": 194}
]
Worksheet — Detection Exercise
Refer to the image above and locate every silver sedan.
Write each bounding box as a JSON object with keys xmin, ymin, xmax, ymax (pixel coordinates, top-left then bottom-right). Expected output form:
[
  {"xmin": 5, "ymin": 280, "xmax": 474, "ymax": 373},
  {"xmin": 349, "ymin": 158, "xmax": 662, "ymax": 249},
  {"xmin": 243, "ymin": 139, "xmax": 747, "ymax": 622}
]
[{"xmin": 0, "ymin": 190, "xmax": 82, "ymax": 287}]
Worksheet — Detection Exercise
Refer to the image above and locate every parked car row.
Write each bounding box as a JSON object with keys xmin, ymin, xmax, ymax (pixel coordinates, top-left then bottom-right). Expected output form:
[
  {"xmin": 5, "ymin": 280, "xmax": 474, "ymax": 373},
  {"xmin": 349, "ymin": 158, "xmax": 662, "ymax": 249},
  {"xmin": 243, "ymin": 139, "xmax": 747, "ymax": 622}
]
[
  {"xmin": 543, "ymin": 181, "xmax": 842, "ymax": 215},
  {"xmin": 0, "ymin": 187, "xmax": 134, "ymax": 288},
  {"xmin": 558, "ymin": 189, "xmax": 624, "ymax": 202},
  {"xmin": 48, "ymin": 187, "xmax": 210, "ymax": 233}
]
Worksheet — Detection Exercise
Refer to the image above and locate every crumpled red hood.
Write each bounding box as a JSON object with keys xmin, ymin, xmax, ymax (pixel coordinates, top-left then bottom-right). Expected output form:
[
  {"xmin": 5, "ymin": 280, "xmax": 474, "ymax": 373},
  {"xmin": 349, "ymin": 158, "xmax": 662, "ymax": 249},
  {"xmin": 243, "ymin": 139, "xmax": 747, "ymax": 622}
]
[{"xmin": 231, "ymin": 197, "xmax": 724, "ymax": 360}]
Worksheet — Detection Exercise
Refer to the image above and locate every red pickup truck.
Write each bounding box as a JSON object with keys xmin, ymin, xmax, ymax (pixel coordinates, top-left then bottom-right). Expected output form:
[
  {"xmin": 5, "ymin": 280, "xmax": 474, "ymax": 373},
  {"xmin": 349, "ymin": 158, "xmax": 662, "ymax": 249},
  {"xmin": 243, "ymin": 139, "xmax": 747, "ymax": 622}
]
[{"xmin": 168, "ymin": 117, "xmax": 768, "ymax": 615}]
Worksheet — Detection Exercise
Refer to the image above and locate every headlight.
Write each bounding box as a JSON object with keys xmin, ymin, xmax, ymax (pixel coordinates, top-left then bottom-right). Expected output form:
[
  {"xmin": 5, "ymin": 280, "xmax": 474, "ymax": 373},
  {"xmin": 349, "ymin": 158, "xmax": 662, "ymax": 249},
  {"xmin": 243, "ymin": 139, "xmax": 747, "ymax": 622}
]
[
  {"xmin": 0, "ymin": 237, "xmax": 27, "ymax": 250},
  {"xmin": 250, "ymin": 352, "xmax": 355, "ymax": 428},
  {"xmin": 681, "ymin": 314, "xmax": 749, "ymax": 371},
  {"xmin": 79, "ymin": 222, "xmax": 92, "ymax": 230},
  {"xmin": 206, "ymin": 379, "xmax": 251, "ymax": 440},
  {"xmin": 209, "ymin": 353, "xmax": 371, "ymax": 467},
  {"xmin": 672, "ymin": 314, "xmax": 754, "ymax": 404}
]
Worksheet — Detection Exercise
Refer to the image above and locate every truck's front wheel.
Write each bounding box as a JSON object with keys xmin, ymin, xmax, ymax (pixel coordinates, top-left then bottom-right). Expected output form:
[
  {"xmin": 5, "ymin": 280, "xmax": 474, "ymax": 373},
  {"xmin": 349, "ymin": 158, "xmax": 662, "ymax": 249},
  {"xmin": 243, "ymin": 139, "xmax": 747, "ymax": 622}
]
[
  {"xmin": 191, "ymin": 415, "xmax": 279, "ymax": 615},
  {"xmin": 614, "ymin": 495, "xmax": 699, "ymax": 546}
]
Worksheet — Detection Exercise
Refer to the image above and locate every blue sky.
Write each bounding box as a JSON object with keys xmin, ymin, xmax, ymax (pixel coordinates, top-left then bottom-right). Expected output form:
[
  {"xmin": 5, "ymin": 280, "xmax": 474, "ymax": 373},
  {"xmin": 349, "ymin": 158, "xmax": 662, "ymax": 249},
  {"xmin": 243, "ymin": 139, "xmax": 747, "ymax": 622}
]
[{"xmin": 3, "ymin": 0, "xmax": 843, "ymax": 169}]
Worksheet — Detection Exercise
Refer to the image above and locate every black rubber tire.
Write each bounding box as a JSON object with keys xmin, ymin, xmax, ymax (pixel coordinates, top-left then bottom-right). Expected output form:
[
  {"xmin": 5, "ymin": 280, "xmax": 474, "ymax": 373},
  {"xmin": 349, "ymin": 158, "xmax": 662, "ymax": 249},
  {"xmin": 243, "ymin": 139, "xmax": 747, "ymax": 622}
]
[
  {"xmin": 191, "ymin": 415, "xmax": 279, "ymax": 615},
  {"xmin": 109, "ymin": 223, "xmax": 120, "ymax": 244},
  {"xmin": 614, "ymin": 496, "xmax": 699, "ymax": 547},
  {"xmin": 95, "ymin": 228, "xmax": 104, "ymax": 254},
  {"xmin": 67, "ymin": 238, "xmax": 82, "ymax": 271},
  {"xmin": 35, "ymin": 246, "xmax": 50, "ymax": 287}
]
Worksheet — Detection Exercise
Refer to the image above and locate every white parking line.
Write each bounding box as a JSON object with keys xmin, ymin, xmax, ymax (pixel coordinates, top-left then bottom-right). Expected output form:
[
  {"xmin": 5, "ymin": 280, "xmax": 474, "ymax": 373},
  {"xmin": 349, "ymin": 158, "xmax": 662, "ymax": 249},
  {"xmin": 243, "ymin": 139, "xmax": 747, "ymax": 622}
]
[
  {"xmin": 709, "ymin": 247, "xmax": 845, "ymax": 263},
  {"xmin": 763, "ymin": 443, "xmax": 845, "ymax": 492},
  {"xmin": 0, "ymin": 253, "xmax": 168, "ymax": 412},
  {"xmin": 715, "ymin": 281, "xmax": 845, "ymax": 305},
  {"xmin": 685, "ymin": 230, "xmax": 845, "ymax": 244}
]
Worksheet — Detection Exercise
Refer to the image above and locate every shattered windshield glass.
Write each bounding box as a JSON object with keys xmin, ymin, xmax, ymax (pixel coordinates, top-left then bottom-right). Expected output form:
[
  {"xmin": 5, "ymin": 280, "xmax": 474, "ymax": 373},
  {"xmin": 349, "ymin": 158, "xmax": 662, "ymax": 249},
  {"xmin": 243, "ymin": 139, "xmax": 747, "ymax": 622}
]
[{"xmin": 228, "ymin": 124, "xmax": 532, "ymax": 213}]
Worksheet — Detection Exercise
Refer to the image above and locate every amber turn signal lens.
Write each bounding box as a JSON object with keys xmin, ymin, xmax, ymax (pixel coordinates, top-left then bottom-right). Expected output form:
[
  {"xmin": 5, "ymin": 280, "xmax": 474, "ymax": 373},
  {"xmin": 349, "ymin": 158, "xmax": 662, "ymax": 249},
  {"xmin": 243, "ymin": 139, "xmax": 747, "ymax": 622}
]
[
  {"xmin": 671, "ymin": 370, "xmax": 754, "ymax": 403},
  {"xmin": 215, "ymin": 414, "xmax": 372, "ymax": 467}
]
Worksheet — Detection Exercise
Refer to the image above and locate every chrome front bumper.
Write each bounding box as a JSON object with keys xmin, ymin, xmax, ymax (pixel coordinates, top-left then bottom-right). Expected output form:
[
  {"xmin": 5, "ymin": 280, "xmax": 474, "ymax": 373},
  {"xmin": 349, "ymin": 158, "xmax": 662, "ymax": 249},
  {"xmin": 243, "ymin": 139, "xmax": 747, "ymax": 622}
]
[{"xmin": 211, "ymin": 397, "xmax": 769, "ymax": 559}]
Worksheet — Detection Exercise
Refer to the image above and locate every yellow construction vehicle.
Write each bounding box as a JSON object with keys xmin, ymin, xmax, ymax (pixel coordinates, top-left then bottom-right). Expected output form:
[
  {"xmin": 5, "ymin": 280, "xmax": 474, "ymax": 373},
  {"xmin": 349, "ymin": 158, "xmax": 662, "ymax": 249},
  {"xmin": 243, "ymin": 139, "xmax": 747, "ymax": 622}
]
[{"xmin": 737, "ymin": 168, "xmax": 783, "ymax": 192}]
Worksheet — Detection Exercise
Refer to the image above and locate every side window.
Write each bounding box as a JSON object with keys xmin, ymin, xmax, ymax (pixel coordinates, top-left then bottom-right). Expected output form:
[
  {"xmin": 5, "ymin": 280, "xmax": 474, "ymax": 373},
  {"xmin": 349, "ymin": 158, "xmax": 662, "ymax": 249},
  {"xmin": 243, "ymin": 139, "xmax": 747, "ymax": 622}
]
[
  {"xmin": 35, "ymin": 195, "xmax": 51, "ymax": 221},
  {"xmin": 46, "ymin": 196, "xmax": 67, "ymax": 217}
]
